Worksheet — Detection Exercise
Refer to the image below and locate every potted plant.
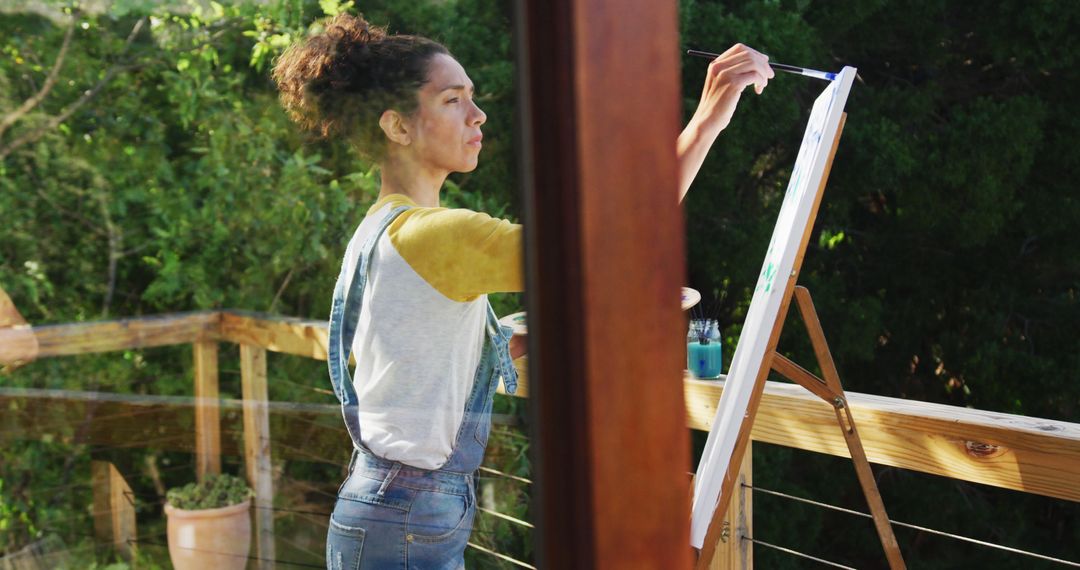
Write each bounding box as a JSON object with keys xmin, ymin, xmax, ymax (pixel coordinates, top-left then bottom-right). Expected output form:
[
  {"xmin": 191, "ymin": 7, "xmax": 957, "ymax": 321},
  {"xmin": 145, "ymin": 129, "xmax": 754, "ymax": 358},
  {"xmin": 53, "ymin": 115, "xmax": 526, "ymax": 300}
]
[{"xmin": 164, "ymin": 473, "xmax": 253, "ymax": 570}]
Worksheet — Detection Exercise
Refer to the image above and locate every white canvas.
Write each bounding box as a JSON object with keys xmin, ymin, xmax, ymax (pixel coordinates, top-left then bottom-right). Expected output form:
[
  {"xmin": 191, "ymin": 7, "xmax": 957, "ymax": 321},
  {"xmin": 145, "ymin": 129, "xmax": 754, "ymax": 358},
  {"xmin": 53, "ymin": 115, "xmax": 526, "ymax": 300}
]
[{"xmin": 690, "ymin": 66, "xmax": 857, "ymax": 549}]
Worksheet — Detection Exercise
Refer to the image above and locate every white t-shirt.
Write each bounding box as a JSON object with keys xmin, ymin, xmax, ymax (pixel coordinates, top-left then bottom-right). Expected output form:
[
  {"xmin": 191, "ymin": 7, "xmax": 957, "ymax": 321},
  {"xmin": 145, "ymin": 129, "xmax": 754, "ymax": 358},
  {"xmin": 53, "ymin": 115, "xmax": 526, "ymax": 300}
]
[{"xmin": 340, "ymin": 194, "xmax": 522, "ymax": 469}]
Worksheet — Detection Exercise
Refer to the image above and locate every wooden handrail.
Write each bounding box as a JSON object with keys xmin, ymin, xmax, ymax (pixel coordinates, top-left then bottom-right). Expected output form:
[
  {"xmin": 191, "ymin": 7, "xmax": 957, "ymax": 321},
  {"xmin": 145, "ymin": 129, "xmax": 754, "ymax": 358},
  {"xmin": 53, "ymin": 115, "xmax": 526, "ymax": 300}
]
[
  {"xmin": 218, "ymin": 310, "xmax": 329, "ymax": 360},
  {"xmin": 685, "ymin": 377, "xmax": 1080, "ymax": 503},
  {"xmin": 2, "ymin": 311, "xmax": 220, "ymax": 357},
  {"xmin": 4, "ymin": 311, "xmax": 1078, "ymax": 504}
]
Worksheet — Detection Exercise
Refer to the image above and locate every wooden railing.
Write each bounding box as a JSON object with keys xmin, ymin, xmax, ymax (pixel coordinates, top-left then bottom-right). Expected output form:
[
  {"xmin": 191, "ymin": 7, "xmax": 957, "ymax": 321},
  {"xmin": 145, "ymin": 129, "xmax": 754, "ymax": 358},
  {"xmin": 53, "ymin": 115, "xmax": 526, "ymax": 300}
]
[
  {"xmin": 1, "ymin": 310, "xmax": 533, "ymax": 569},
  {"xmin": 3, "ymin": 310, "xmax": 1079, "ymax": 568}
]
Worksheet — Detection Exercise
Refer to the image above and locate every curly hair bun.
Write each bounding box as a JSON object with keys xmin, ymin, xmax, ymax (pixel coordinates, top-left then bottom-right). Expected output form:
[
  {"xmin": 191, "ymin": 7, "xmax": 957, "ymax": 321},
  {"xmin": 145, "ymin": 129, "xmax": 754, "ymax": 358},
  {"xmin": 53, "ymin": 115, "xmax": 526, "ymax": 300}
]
[
  {"xmin": 272, "ymin": 14, "xmax": 385, "ymax": 135},
  {"xmin": 325, "ymin": 13, "xmax": 386, "ymax": 46},
  {"xmin": 272, "ymin": 13, "xmax": 449, "ymax": 155}
]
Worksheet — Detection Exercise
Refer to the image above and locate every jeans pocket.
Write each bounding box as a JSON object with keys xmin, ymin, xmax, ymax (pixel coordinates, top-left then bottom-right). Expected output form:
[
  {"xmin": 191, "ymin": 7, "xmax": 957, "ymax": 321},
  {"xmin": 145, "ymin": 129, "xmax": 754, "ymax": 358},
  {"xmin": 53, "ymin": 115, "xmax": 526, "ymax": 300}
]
[
  {"xmin": 406, "ymin": 489, "xmax": 472, "ymax": 544},
  {"xmin": 326, "ymin": 516, "xmax": 366, "ymax": 570}
]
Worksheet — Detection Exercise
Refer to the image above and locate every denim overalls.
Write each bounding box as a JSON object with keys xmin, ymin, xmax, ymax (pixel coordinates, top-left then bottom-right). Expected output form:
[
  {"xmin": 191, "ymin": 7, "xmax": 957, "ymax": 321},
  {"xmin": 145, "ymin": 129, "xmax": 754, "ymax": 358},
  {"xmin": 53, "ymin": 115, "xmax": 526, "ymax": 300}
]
[{"xmin": 324, "ymin": 205, "xmax": 518, "ymax": 569}]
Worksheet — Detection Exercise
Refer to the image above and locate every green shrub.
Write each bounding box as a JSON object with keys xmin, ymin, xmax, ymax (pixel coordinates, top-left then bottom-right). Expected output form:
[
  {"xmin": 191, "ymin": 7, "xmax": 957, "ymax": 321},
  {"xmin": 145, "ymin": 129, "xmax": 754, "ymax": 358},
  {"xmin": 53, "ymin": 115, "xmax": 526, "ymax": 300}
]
[{"xmin": 166, "ymin": 474, "xmax": 253, "ymax": 511}]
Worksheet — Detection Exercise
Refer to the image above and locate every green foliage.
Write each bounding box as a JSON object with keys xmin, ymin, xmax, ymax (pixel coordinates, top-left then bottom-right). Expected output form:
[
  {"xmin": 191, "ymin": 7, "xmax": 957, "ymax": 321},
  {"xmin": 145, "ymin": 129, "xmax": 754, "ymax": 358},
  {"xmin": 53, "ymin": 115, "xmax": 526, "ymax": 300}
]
[
  {"xmin": 166, "ymin": 473, "xmax": 253, "ymax": 510},
  {"xmin": 680, "ymin": 0, "xmax": 1080, "ymax": 566},
  {"xmin": 680, "ymin": 0, "xmax": 1079, "ymax": 422},
  {"xmin": 1, "ymin": 0, "xmax": 524, "ymax": 563},
  {"xmin": 0, "ymin": 478, "xmax": 37, "ymax": 552},
  {"xmin": 0, "ymin": 440, "xmax": 93, "ymax": 557}
]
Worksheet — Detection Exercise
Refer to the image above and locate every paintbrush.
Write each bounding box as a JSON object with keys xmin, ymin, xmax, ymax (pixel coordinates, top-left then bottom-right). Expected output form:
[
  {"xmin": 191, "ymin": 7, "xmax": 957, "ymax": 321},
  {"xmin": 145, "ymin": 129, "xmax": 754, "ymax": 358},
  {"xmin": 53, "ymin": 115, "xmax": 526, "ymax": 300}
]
[{"xmin": 686, "ymin": 49, "xmax": 837, "ymax": 81}]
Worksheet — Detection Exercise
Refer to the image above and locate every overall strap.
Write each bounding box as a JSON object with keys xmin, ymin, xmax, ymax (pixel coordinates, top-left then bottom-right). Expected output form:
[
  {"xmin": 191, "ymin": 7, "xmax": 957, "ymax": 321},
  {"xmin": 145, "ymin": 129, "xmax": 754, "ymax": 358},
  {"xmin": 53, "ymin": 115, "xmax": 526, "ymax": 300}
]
[
  {"xmin": 327, "ymin": 204, "xmax": 411, "ymax": 446},
  {"xmin": 485, "ymin": 302, "xmax": 518, "ymax": 395}
]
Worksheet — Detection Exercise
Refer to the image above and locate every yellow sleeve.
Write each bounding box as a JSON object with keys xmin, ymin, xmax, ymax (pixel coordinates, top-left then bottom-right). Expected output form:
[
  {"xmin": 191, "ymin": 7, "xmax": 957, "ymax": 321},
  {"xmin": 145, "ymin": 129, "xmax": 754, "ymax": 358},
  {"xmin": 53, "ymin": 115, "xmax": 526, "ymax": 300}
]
[{"xmin": 388, "ymin": 207, "xmax": 524, "ymax": 301}]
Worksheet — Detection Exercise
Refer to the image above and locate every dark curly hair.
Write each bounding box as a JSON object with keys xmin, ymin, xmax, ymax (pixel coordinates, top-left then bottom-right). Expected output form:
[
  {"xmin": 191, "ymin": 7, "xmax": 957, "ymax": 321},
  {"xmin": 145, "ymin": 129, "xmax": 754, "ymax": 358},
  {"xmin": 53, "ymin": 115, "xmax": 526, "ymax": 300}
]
[{"xmin": 272, "ymin": 14, "xmax": 450, "ymax": 158}]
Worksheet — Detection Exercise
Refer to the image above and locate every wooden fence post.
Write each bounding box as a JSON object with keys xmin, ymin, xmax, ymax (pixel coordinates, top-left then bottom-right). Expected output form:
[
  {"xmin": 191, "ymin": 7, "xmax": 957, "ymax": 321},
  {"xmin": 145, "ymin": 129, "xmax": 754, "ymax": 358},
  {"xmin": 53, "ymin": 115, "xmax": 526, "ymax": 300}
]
[
  {"xmin": 709, "ymin": 441, "xmax": 753, "ymax": 569},
  {"xmin": 91, "ymin": 461, "xmax": 137, "ymax": 562},
  {"xmin": 240, "ymin": 344, "xmax": 275, "ymax": 569},
  {"xmin": 194, "ymin": 340, "xmax": 221, "ymax": 481}
]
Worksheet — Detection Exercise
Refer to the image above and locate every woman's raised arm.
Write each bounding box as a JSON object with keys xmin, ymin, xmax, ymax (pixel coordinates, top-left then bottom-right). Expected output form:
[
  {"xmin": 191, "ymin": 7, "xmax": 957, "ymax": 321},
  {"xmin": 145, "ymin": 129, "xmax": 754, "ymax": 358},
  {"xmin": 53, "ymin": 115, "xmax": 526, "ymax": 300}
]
[{"xmin": 677, "ymin": 44, "xmax": 774, "ymax": 202}]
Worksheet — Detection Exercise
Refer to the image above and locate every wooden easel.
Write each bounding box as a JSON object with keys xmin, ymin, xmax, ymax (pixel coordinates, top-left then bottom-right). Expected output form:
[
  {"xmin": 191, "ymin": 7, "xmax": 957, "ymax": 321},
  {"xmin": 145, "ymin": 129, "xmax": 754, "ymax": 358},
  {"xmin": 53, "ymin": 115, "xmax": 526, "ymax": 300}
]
[{"xmin": 694, "ymin": 114, "xmax": 906, "ymax": 570}]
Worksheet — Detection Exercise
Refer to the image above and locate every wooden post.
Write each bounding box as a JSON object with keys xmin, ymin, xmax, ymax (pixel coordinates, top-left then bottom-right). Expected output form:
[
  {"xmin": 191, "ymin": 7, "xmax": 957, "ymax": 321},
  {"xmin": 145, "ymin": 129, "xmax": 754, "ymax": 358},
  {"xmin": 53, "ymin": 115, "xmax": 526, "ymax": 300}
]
[
  {"xmin": 0, "ymin": 286, "xmax": 38, "ymax": 369},
  {"xmin": 91, "ymin": 461, "xmax": 137, "ymax": 561},
  {"xmin": 709, "ymin": 442, "xmax": 752, "ymax": 569},
  {"xmin": 194, "ymin": 340, "xmax": 221, "ymax": 481},
  {"xmin": 241, "ymin": 344, "xmax": 275, "ymax": 569},
  {"xmin": 515, "ymin": 0, "xmax": 690, "ymax": 567}
]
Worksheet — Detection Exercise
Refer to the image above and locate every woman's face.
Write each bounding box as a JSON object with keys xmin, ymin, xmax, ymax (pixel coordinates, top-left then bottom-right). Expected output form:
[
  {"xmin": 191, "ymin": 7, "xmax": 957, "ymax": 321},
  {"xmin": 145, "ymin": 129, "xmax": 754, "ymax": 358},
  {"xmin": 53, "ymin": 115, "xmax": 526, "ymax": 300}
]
[{"xmin": 405, "ymin": 53, "xmax": 487, "ymax": 173}]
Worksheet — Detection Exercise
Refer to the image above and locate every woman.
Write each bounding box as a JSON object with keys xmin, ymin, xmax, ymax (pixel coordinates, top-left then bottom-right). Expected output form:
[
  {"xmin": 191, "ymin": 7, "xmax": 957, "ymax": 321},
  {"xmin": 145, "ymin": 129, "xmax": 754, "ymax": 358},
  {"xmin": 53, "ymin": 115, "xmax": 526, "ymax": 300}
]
[{"xmin": 273, "ymin": 14, "xmax": 771, "ymax": 569}]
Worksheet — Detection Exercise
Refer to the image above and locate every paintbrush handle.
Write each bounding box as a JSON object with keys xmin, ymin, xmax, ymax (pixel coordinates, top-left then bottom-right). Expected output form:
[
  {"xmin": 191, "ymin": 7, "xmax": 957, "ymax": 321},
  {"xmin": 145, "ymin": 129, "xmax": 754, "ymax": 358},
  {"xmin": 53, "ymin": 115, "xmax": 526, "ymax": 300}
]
[{"xmin": 686, "ymin": 49, "xmax": 835, "ymax": 81}]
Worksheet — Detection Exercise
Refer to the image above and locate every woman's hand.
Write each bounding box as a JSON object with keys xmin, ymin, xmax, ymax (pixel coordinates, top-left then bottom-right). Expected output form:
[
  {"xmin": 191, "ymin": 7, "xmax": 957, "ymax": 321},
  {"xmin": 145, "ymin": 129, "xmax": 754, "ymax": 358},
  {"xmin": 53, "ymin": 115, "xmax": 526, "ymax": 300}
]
[
  {"xmin": 509, "ymin": 334, "xmax": 527, "ymax": 360},
  {"xmin": 691, "ymin": 44, "xmax": 774, "ymax": 134},
  {"xmin": 677, "ymin": 44, "xmax": 773, "ymax": 201}
]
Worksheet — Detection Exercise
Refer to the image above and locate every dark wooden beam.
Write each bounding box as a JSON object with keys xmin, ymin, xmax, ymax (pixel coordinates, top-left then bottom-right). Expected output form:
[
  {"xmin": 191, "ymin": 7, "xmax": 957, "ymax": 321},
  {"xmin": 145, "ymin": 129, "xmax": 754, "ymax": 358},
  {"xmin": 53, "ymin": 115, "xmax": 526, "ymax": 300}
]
[{"xmin": 515, "ymin": 0, "xmax": 691, "ymax": 566}]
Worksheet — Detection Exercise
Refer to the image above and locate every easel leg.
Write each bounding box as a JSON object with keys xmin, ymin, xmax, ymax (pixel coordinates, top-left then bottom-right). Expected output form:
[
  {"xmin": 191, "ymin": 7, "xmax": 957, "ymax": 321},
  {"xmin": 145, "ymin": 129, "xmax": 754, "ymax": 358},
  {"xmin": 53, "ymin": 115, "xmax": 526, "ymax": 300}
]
[{"xmin": 792, "ymin": 287, "xmax": 906, "ymax": 570}]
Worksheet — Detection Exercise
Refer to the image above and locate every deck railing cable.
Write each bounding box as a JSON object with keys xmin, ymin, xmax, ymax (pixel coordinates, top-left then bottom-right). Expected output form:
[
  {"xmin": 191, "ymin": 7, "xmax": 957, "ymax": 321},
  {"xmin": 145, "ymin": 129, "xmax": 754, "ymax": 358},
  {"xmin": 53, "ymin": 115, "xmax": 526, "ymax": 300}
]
[
  {"xmin": 466, "ymin": 541, "xmax": 537, "ymax": 569},
  {"xmin": 274, "ymin": 530, "xmax": 328, "ymax": 562},
  {"xmin": 120, "ymin": 490, "xmax": 521, "ymax": 541},
  {"xmin": 744, "ymin": 537, "xmax": 857, "ymax": 569},
  {"xmin": 477, "ymin": 506, "xmax": 534, "ymax": 529},
  {"xmin": 1, "ymin": 480, "xmax": 91, "ymax": 496},
  {"xmin": 128, "ymin": 537, "xmax": 325, "ymax": 568},
  {"xmin": 103, "ymin": 516, "xmax": 537, "ymax": 570},
  {"xmin": 2, "ymin": 502, "xmax": 159, "ymax": 536},
  {"xmin": 748, "ymin": 484, "xmax": 1080, "ymax": 568},
  {"xmin": 478, "ymin": 465, "xmax": 532, "ymax": 485}
]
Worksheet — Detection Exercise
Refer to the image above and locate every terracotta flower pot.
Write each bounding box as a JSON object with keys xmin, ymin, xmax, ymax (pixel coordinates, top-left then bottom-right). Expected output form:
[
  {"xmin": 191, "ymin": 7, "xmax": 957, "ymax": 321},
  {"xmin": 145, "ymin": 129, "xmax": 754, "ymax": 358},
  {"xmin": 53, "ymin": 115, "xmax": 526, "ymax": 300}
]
[{"xmin": 165, "ymin": 498, "xmax": 251, "ymax": 570}]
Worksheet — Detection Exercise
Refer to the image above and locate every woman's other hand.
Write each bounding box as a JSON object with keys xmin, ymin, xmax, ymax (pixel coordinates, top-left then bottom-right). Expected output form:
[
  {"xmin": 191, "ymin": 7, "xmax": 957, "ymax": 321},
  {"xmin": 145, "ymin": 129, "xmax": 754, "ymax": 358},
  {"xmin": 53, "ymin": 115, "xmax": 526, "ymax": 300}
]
[{"xmin": 509, "ymin": 334, "xmax": 527, "ymax": 360}]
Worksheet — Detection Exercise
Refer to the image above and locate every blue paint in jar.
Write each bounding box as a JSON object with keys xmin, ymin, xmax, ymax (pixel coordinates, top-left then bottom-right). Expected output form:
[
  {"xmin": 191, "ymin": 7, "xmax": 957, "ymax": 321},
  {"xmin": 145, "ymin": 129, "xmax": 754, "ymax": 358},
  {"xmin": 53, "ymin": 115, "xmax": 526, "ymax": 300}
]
[{"xmin": 688, "ymin": 340, "xmax": 723, "ymax": 379}]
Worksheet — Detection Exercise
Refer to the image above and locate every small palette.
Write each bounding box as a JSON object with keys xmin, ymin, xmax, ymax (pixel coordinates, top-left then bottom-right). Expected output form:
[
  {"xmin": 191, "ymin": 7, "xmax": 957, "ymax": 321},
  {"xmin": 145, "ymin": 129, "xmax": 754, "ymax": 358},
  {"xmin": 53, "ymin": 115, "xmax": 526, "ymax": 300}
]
[
  {"xmin": 498, "ymin": 311, "xmax": 528, "ymax": 336},
  {"xmin": 681, "ymin": 287, "xmax": 701, "ymax": 311}
]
